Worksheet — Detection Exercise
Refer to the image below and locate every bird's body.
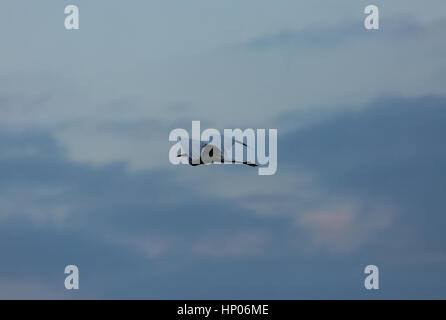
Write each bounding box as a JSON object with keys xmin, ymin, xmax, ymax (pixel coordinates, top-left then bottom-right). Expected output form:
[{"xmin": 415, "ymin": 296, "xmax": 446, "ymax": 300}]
[{"xmin": 177, "ymin": 137, "xmax": 257, "ymax": 167}]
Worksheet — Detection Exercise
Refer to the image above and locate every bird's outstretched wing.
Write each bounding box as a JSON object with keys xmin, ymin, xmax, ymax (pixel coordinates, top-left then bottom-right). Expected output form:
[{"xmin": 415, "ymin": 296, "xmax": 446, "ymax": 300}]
[
  {"xmin": 222, "ymin": 135, "xmax": 256, "ymax": 164},
  {"xmin": 179, "ymin": 138, "xmax": 203, "ymax": 163}
]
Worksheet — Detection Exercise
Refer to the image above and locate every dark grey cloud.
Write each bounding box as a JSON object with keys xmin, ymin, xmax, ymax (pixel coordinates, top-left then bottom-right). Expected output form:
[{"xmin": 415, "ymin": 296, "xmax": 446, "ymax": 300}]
[
  {"xmin": 246, "ymin": 19, "xmax": 446, "ymax": 51},
  {"xmin": 1, "ymin": 96, "xmax": 446, "ymax": 298},
  {"xmin": 0, "ymin": 129, "xmax": 287, "ymax": 298},
  {"xmin": 281, "ymin": 95, "xmax": 446, "ymax": 252}
]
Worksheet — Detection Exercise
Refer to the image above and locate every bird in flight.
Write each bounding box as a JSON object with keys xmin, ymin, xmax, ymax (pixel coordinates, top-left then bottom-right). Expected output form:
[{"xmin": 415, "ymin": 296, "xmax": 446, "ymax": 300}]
[{"xmin": 177, "ymin": 137, "xmax": 258, "ymax": 167}]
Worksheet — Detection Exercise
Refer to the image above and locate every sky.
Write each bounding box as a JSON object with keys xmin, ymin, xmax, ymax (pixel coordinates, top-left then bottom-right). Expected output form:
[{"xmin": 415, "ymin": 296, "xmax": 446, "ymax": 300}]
[{"xmin": 0, "ymin": 0, "xmax": 446, "ymax": 299}]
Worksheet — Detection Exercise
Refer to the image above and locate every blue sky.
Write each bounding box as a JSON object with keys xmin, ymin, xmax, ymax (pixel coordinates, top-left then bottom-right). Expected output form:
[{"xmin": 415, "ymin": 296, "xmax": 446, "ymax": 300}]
[{"xmin": 0, "ymin": 1, "xmax": 446, "ymax": 299}]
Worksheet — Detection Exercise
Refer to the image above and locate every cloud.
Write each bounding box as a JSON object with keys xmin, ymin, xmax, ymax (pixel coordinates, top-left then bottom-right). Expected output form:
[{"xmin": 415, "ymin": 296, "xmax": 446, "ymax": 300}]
[
  {"xmin": 280, "ymin": 95, "xmax": 446, "ymax": 252},
  {"xmin": 246, "ymin": 19, "xmax": 446, "ymax": 51},
  {"xmin": 1, "ymin": 14, "xmax": 446, "ymax": 172},
  {"xmin": 0, "ymin": 128, "xmax": 273, "ymax": 255},
  {"xmin": 296, "ymin": 201, "xmax": 395, "ymax": 253},
  {"xmin": 0, "ymin": 278, "xmax": 64, "ymax": 300},
  {"xmin": 1, "ymin": 95, "xmax": 446, "ymax": 298},
  {"xmin": 194, "ymin": 230, "xmax": 268, "ymax": 258}
]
